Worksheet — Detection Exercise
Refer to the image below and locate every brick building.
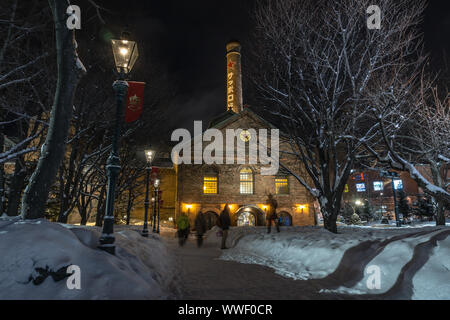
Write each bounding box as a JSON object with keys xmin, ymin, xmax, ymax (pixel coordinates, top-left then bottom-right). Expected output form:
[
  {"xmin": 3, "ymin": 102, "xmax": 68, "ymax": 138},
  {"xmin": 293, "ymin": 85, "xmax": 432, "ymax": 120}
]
[
  {"xmin": 173, "ymin": 41, "xmax": 316, "ymax": 228},
  {"xmin": 343, "ymin": 170, "xmax": 420, "ymax": 217},
  {"xmin": 175, "ymin": 108, "xmax": 316, "ymax": 228}
]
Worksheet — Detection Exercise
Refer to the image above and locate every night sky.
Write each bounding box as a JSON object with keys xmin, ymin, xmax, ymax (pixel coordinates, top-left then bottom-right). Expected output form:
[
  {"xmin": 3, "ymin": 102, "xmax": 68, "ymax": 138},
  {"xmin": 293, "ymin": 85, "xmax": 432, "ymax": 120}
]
[{"xmin": 92, "ymin": 0, "xmax": 449, "ymax": 133}]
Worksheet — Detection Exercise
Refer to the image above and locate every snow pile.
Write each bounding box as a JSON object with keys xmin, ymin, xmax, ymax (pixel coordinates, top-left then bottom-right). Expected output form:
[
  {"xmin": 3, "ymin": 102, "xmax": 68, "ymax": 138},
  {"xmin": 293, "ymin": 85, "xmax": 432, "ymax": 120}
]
[
  {"xmin": 213, "ymin": 226, "xmax": 378, "ymax": 280},
  {"xmin": 212, "ymin": 225, "xmax": 450, "ymax": 299},
  {"xmin": 0, "ymin": 218, "xmax": 181, "ymax": 300}
]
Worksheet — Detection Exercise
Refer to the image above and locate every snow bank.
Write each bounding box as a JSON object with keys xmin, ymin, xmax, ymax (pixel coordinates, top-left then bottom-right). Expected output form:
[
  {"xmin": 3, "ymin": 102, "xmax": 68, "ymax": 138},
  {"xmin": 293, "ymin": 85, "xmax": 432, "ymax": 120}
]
[
  {"xmin": 0, "ymin": 218, "xmax": 181, "ymax": 300},
  {"xmin": 211, "ymin": 225, "xmax": 450, "ymax": 299}
]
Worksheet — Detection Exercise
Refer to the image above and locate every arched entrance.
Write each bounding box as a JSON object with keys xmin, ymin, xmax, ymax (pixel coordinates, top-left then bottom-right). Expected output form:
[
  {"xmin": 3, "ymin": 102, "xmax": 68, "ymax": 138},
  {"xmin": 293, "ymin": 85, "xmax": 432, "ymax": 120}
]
[
  {"xmin": 235, "ymin": 206, "xmax": 265, "ymax": 227},
  {"xmin": 204, "ymin": 211, "xmax": 219, "ymax": 230},
  {"xmin": 278, "ymin": 211, "xmax": 293, "ymax": 226}
]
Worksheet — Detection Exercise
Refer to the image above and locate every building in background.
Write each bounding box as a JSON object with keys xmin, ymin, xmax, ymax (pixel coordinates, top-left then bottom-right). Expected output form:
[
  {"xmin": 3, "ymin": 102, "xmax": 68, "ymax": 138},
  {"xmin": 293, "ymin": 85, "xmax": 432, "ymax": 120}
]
[
  {"xmin": 343, "ymin": 170, "xmax": 419, "ymax": 217},
  {"xmin": 174, "ymin": 41, "xmax": 316, "ymax": 229}
]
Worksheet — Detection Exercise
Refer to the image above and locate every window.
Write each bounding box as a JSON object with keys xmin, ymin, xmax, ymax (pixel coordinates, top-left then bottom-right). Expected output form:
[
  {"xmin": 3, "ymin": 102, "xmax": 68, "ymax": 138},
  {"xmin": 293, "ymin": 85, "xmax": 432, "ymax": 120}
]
[
  {"xmin": 240, "ymin": 168, "xmax": 254, "ymax": 194},
  {"xmin": 356, "ymin": 183, "xmax": 366, "ymax": 192},
  {"xmin": 394, "ymin": 179, "xmax": 403, "ymax": 190},
  {"xmin": 373, "ymin": 181, "xmax": 383, "ymax": 191},
  {"xmin": 203, "ymin": 176, "xmax": 218, "ymax": 194},
  {"xmin": 275, "ymin": 176, "xmax": 289, "ymax": 195}
]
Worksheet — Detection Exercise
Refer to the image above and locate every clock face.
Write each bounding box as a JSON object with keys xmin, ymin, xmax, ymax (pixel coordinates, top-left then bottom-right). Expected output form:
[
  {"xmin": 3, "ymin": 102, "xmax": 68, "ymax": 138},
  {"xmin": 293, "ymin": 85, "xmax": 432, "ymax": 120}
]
[{"xmin": 240, "ymin": 130, "xmax": 251, "ymax": 142}]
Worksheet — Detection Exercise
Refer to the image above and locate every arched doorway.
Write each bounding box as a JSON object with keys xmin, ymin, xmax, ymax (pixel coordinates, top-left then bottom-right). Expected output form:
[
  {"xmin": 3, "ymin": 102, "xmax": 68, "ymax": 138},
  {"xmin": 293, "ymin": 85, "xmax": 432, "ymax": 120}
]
[
  {"xmin": 204, "ymin": 211, "xmax": 219, "ymax": 230},
  {"xmin": 235, "ymin": 206, "xmax": 265, "ymax": 227},
  {"xmin": 278, "ymin": 211, "xmax": 293, "ymax": 226}
]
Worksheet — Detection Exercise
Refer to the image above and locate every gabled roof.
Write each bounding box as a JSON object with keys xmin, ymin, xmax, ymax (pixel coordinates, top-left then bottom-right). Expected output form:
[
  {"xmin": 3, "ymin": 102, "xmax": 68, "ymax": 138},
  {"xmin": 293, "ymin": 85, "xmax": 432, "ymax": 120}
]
[
  {"xmin": 209, "ymin": 107, "xmax": 279, "ymax": 131},
  {"xmin": 207, "ymin": 109, "xmax": 237, "ymax": 129}
]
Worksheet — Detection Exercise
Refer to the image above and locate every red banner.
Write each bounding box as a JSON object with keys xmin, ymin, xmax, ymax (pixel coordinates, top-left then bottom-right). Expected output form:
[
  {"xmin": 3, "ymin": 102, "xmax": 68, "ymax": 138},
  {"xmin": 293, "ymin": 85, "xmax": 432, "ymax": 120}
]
[
  {"xmin": 150, "ymin": 167, "xmax": 159, "ymax": 184},
  {"xmin": 125, "ymin": 81, "xmax": 146, "ymax": 123}
]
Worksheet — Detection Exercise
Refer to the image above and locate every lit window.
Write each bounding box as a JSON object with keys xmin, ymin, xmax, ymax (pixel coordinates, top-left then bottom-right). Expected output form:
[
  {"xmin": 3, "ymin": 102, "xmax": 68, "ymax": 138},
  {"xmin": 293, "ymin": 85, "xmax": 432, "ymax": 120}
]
[
  {"xmin": 373, "ymin": 181, "xmax": 383, "ymax": 191},
  {"xmin": 394, "ymin": 179, "xmax": 403, "ymax": 190},
  {"xmin": 240, "ymin": 168, "xmax": 253, "ymax": 194},
  {"xmin": 356, "ymin": 183, "xmax": 366, "ymax": 192},
  {"xmin": 275, "ymin": 176, "xmax": 289, "ymax": 195},
  {"xmin": 203, "ymin": 176, "xmax": 218, "ymax": 194}
]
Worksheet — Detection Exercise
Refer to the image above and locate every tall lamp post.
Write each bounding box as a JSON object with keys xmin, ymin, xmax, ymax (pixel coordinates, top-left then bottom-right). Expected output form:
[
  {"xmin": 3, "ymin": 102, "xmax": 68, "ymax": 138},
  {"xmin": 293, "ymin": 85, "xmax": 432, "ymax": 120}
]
[
  {"xmin": 381, "ymin": 170, "xmax": 401, "ymax": 227},
  {"xmin": 157, "ymin": 188, "xmax": 161, "ymax": 234},
  {"xmin": 98, "ymin": 34, "xmax": 139, "ymax": 255},
  {"xmin": 152, "ymin": 178, "xmax": 160, "ymax": 233},
  {"xmin": 142, "ymin": 150, "xmax": 155, "ymax": 237}
]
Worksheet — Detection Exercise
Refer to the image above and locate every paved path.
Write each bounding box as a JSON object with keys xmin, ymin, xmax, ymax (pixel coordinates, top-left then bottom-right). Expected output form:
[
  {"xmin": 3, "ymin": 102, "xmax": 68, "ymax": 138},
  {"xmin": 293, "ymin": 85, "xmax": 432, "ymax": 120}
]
[{"xmin": 162, "ymin": 232, "xmax": 347, "ymax": 300}]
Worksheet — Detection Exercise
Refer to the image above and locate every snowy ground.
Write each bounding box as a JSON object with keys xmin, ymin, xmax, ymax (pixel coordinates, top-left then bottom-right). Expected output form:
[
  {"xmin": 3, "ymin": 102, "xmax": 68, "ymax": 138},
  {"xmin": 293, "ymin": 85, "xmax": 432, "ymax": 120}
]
[
  {"xmin": 207, "ymin": 224, "xmax": 450, "ymax": 299},
  {"xmin": 0, "ymin": 216, "xmax": 181, "ymax": 300}
]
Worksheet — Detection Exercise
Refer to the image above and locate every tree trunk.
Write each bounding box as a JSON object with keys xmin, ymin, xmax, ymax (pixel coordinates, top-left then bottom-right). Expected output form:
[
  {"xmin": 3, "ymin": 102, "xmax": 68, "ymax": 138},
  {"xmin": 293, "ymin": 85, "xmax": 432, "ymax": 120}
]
[
  {"xmin": 6, "ymin": 156, "xmax": 27, "ymax": 216},
  {"xmin": 79, "ymin": 206, "xmax": 88, "ymax": 225},
  {"xmin": 436, "ymin": 201, "xmax": 446, "ymax": 226},
  {"xmin": 320, "ymin": 196, "xmax": 341, "ymax": 234},
  {"xmin": 57, "ymin": 165, "xmax": 68, "ymax": 223},
  {"xmin": 95, "ymin": 184, "xmax": 106, "ymax": 227},
  {"xmin": 0, "ymin": 133, "xmax": 5, "ymax": 215},
  {"xmin": 21, "ymin": 0, "xmax": 85, "ymax": 219},
  {"xmin": 126, "ymin": 189, "xmax": 133, "ymax": 225},
  {"xmin": 323, "ymin": 214, "xmax": 338, "ymax": 234}
]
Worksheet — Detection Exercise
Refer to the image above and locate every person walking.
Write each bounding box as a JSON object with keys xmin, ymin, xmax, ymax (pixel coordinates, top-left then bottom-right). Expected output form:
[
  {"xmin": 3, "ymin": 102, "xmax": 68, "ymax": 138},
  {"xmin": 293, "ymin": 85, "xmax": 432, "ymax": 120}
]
[
  {"xmin": 176, "ymin": 212, "xmax": 190, "ymax": 247},
  {"xmin": 194, "ymin": 211, "xmax": 207, "ymax": 248},
  {"xmin": 266, "ymin": 194, "xmax": 280, "ymax": 233},
  {"xmin": 218, "ymin": 204, "xmax": 231, "ymax": 249}
]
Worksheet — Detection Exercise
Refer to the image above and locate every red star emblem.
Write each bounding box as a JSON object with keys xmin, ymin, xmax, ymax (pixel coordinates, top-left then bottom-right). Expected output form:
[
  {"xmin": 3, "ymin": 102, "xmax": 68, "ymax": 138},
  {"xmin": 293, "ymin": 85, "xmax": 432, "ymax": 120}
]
[{"xmin": 228, "ymin": 61, "xmax": 234, "ymax": 68}]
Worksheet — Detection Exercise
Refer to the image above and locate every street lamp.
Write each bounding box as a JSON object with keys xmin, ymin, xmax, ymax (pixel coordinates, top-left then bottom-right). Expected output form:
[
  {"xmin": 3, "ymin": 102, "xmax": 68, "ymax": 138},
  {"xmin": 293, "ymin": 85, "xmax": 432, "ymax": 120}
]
[
  {"xmin": 98, "ymin": 33, "xmax": 139, "ymax": 255},
  {"xmin": 153, "ymin": 178, "xmax": 160, "ymax": 233},
  {"xmin": 380, "ymin": 170, "xmax": 401, "ymax": 227},
  {"xmin": 142, "ymin": 150, "xmax": 155, "ymax": 237}
]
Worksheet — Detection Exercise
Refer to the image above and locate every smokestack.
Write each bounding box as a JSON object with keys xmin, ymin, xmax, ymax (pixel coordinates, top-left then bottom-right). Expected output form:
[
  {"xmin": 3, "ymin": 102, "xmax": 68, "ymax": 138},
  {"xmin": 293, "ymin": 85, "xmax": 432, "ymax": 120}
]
[{"xmin": 226, "ymin": 41, "xmax": 243, "ymax": 113}]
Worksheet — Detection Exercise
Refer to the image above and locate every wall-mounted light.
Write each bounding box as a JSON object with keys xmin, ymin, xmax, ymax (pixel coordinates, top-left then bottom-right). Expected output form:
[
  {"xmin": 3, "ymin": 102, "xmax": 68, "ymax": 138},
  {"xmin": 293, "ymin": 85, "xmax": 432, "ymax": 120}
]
[
  {"xmin": 186, "ymin": 204, "xmax": 193, "ymax": 209},
  {"xmin": 297, "ymin": 204, "xmax": 307, "ymax": 213}
]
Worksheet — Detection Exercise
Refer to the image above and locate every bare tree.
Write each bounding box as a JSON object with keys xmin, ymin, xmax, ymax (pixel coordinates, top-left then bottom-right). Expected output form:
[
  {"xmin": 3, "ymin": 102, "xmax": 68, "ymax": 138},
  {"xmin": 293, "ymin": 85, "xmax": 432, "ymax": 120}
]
[
  {"xmin": 0, "ymin": 0, "xmax": 55, "ymax": 215},
  {"xmin": 366, "ymin": 71, "xmax": 449, "ymax": 225},
  {"xmin": 252, "ymin": 0, "xmax": 427, "ymax": 232},
  {"xmin": 21, "ymin": 0, "xmax": 86, "ymax": 219}
]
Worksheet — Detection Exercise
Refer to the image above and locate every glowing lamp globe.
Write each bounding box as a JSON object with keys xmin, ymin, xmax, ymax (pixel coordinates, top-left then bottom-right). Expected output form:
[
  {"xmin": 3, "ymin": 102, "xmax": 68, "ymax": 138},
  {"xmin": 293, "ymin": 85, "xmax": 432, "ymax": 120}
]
[
  {"xmin": 111, "ymin": 38, "xmax": 139, "ymax": 74},
  {"xmin": 145, "ymin": 150, "xmax": 154, "ymax": 164}
]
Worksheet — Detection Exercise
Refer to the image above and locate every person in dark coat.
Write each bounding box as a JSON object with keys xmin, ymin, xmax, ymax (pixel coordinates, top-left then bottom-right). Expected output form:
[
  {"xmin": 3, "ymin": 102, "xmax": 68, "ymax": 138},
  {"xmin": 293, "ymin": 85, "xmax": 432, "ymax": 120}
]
[
  {"xmin": 217, "ymin": 204, "xmax": 231, "ymax": 249},
  {"xmin": 194, "ymin": 211, "xmax": 207, "ymax": 248},
  {"xmin": 266, "ymin": 194, "xmax": 280, "ymax": 233}
]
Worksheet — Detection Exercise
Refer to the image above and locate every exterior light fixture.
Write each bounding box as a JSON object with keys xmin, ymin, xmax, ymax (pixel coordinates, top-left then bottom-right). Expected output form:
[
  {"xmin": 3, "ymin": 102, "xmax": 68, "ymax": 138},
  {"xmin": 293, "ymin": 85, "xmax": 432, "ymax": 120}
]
[
  {"xmin": 111, "ymin": 37, "xmax": 139, "ymax": 76},
  {"xmin": 141, "ymin": 149, "xmax": 155, "ymax": 237},
  {"xmin": 145, "ymin": 150, "xmax": 155, "ymax": 164},
  {"xmin": 99, "ymin": 31, "xmax": 140, "ymax": 254}
]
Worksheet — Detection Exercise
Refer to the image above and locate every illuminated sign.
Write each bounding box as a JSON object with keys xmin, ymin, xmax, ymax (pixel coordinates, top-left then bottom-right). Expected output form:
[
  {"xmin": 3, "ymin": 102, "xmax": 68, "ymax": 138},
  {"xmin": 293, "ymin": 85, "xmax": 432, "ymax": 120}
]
[
  {"xmin": 227, "ymin": 61, "xmax": 235, "ymax": 110},
  {"xmin": 394, "ymin": 179, "xmax": 403, "ymax": 190},
  {"xmin": 373, "ymin": 181, "xmax": 383, "ymax": 191},
  {"xmin": 356, "ymin": 183, "xmax": 366, "ymax": 192}
]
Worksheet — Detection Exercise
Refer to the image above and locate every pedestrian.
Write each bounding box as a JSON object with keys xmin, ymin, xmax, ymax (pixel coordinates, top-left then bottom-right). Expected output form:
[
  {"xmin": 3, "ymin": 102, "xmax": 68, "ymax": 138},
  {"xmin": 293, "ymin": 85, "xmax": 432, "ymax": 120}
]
[
  {"xmin": 218, "ymin": 204, "xmax": 231, "ymax": 249},
  {"xmin": 176, "ymin": 212, "xmax": 190, "ymax": 247},
  {"xmin": 266, "ymin": 194, "xmax": 280, "ymax": 233},
  {"xmin": 194, "ymin": 211, "xmax": 207, "ymax": 248}
]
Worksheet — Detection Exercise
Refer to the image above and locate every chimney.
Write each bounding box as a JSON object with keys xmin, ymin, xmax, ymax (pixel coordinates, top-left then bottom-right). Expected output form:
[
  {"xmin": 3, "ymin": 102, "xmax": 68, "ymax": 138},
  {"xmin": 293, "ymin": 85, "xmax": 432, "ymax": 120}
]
[{"xmin": 226, "ymin": 41, "xmax": 243, "ymax": 113}]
